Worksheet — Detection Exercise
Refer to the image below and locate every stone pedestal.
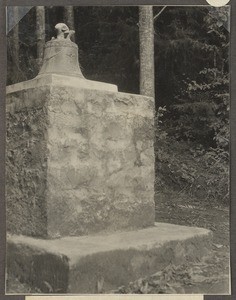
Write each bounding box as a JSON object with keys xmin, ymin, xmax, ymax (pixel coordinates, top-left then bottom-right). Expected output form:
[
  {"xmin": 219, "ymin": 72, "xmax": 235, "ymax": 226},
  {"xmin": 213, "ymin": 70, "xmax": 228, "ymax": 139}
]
[
  {"xmin": 6, "ymin": 223, "xmax": 212, "ymax": 293},
  {"xmin": 6, "ymin": 74, "xmax": 155, "ymax": 238}
]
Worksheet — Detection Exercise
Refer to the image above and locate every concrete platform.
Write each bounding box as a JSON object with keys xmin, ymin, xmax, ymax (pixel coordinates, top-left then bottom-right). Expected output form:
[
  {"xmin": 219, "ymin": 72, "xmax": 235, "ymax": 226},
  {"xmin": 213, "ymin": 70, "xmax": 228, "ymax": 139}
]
[
  {"xmin": 6, "ymin": 73, "xmax": 118, "ymax": 94},
  {"xmin": 6, "ymin": 222, "xmax": 212, "ymax": 294}
]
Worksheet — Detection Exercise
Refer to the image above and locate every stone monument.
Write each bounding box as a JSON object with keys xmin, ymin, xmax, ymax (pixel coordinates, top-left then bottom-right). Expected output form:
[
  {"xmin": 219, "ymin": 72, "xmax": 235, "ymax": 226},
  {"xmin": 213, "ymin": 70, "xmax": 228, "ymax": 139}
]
[
  {"xmin": 6, "ymin": 24, "xmax": 212, "ymax": 294},
  {"xmin": 6, "ymin": 23, "xmax": 155, "ymax": 238}
]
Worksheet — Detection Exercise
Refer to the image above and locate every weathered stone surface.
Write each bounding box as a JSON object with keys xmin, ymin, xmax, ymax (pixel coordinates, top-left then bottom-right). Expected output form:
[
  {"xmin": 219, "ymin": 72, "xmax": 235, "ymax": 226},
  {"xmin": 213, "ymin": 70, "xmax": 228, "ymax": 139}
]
[
  {"xmin": 6, "ymin": 223, "xmax": 212, "ymax": 293},
  {"xmin": 38, "ymin": 39, "xmax": 84, "ymax": 78},
  {"xmin": 6, "ymin": 73, "xmax": 118, "ymax": 94},
  {"xmin": 6, "ymin": 78, "xmax": 155, "ymax": 237},
  {"xmin": 6, "ymin": 86, "xmax": 50, "ymax": 237},
  {"xmin": 38, "ymin": 22, "xmax": 83, "ymax": 78}
]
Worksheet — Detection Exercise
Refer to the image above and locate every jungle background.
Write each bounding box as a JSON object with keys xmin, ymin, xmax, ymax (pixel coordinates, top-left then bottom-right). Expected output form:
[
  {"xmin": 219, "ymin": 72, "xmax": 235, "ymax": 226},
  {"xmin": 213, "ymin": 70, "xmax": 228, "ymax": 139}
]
[{"xmin": 7, "ymin": 6, "xmax": 230, "ymax": 294}]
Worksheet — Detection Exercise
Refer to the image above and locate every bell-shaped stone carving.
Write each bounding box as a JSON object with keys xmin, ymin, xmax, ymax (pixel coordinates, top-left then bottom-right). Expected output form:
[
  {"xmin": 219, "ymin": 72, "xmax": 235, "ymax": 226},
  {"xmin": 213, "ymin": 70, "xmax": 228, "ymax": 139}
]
[{"xmin": 38, "ymin": 23, "xmax": 84, "ymax": 78}]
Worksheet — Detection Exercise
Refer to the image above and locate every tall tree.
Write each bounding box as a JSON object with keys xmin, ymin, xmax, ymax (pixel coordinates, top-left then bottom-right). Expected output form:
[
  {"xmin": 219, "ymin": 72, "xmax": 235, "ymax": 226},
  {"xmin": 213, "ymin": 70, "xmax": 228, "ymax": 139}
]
[
  {"xmin": 36, "ymin": 6, "xmax": 45, "ymax": 68},
  {"xmin": 64, "ymin": 7, "xmax": 74, "ymax": 29},
  {"xmin": 64, "ymin": 7, "xmax": 75, "ymax": 41},
  {"xmin": 139, "ymin": 6, "xmax": 155, "ymax": 98}
]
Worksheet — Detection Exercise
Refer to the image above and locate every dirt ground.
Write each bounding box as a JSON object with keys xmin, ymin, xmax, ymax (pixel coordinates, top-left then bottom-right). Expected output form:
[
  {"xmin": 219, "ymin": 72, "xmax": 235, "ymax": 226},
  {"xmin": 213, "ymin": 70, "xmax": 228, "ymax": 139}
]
[
  {"xmin": 153, "ymin": 189, "xmax": 230, "ymax": 294},
  {"xmin": 112, "ymin": 190, "xmax": 230, "ymax": 295}
]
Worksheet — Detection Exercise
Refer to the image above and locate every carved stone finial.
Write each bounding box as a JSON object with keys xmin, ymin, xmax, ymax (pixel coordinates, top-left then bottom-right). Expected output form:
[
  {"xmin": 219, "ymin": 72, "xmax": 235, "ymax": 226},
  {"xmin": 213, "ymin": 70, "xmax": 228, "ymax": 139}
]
[
  {"xmin": 54, "ymin": 23, "xmax": 75, "ymax": 40},
  {"xmin": 37, "ymin": 23, "xmax": 84, "ymax": 78}
]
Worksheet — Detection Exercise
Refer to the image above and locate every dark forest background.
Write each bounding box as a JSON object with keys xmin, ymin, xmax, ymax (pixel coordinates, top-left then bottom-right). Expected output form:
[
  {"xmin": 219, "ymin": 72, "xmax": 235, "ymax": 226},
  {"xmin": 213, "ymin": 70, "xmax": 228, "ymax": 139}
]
[{"xmin": 7, "ymin": 6, "xmax": 230, "ymax": 207}]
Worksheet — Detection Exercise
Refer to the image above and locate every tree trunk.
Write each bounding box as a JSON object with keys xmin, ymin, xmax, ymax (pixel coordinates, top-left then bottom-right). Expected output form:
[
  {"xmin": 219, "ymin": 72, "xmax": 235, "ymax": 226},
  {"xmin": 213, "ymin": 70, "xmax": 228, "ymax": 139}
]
[
  {"xmin": 12, "ymin": 6, "xmax": 19, "ymax": 68},
  {"xmin": 139, "ymin": 6, "xmax": 155, "ymax": 98},
  {"xmin": 64, "ymin": 6, "xmax": 75, "ymax": 41},
  {"xmin": 36, "ymin": 6, "xmax": 45, "ymax": 68},
  {"xmin": 64, "ymin": 6, "xmax": 74, "ymax": 29}
]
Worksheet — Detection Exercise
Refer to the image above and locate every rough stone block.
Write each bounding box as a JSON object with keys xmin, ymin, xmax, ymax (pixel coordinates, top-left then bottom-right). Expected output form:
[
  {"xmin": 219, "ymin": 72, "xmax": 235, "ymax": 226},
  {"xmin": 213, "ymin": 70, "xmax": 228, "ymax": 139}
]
[
  {"xmin": 6, "ymin": 75, "xmax": 155, "ymax": 237},
  {"xmin": 6, "ymin": 223, "xmax": 213, "ymax": 294}
]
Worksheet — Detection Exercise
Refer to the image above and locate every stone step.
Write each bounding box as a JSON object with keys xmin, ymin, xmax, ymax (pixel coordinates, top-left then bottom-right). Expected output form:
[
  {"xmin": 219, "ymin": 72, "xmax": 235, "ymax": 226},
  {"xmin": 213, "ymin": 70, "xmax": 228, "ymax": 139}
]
[{"xmin": 6, "ymin": 222, "xmax": 212, "ymax": 294}]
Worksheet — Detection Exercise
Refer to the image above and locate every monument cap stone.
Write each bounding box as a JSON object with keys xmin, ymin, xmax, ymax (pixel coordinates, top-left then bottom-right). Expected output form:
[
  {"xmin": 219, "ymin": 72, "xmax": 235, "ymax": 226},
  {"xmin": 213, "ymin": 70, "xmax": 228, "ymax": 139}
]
[{"xmin": 38, "ymin": 23, "xmax": 84, "ymax": 78}]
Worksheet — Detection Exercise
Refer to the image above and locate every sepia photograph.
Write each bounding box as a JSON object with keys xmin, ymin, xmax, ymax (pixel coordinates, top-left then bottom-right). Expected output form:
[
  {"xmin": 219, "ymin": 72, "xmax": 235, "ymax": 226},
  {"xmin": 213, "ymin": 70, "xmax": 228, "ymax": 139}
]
[{"xmin": 5, "ymin": 5, "xmax": 230, "ymax": 294}]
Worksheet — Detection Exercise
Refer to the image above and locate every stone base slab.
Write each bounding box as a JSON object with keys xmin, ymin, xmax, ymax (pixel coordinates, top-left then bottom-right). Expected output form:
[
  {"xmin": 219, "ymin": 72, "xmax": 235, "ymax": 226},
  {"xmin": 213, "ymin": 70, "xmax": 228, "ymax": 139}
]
[{"xmin": 6, "ymin": 222, "xmax": 212, "ymax": 294}]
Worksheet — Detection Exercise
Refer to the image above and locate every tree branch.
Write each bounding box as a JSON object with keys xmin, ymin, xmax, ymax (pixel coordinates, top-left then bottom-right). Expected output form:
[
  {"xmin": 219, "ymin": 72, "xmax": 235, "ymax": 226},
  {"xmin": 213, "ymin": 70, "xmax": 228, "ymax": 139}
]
[{"xmin": 153, "ymin": 6, "xmax": 167, "ymax": 22}]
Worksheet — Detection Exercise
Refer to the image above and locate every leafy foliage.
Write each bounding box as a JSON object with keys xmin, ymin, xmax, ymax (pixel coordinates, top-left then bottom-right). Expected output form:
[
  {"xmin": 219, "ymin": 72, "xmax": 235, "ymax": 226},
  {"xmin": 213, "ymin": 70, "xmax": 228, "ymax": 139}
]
[{"xmin": 155, "ymin": 135, "xmax": 229, "ymax": 203}]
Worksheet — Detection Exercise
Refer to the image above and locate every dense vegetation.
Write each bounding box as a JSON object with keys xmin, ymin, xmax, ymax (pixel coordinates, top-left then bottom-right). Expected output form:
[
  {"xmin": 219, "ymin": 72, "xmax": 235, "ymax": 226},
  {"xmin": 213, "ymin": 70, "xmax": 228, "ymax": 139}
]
[{"xmin": 7, "ymin": 6, "xmax": 230, "ymax": 205}]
